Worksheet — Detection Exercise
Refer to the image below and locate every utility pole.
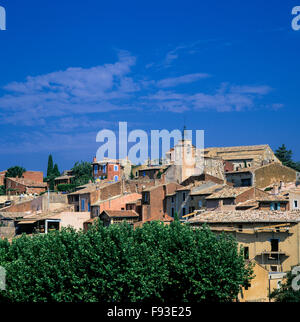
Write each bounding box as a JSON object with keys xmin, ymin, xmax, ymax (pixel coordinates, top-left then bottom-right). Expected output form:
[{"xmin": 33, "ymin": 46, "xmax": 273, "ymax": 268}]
[{"xmin": 47, "ymin": 186, "xmax": 50, "ymax": 214}]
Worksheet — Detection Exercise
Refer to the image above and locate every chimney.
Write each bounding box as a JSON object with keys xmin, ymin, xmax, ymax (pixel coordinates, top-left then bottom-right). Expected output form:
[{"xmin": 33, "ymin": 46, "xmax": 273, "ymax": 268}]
[{"xmin": 93, "ymin": 156, "xmax": 97, "ymax": 163}]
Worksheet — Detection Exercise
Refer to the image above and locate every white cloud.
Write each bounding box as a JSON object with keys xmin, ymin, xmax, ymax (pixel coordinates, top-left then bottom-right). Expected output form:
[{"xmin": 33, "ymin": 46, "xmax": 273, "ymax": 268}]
[
  {"xmin": 230, "ymin": 85, "xmax": 272, "ymax": 95},
  {"xmin": 0, "ymin": 51, "xmax": 138, "ymax": 125},
  {"xmin": 145, "ymin": 84, "xmax": 275, "ymax": 113},
  {"xmin": 0, "ymin": 50, "xmax": 280, "ymax": 128},
  {"xmin": 157, "ymin": 73, "xmax": 210, "ymax": 88}
]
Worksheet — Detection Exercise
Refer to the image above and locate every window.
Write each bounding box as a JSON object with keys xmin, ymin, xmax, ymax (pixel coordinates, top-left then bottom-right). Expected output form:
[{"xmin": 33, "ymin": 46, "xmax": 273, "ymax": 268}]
[
  {"xmin": 183, "ymin": 192, "xmax": 186, "ymax": 201},
  {"xmin": 190, "ymin": 196, "xmax": 194, "ymax": 201},
  {"xmin": 114, "ymin": 175, "xmax": 118, "ymax": 182},
  {"xmin": 171, "ymin": 196, "xmax": 174, "ymax": 203},
  {"xmin": 271, "ymin": 239, "xmax": 279, "ymax": 252},
  {"xmin": 182, "ymin": 208, "xmax": 186, "ymax": 217},
  {"xmin": 94, "ymin": 165, "xmax": 98, "ymax": 174},
  {"xmin": 294, "ymin": 200, "xmax": 298, "ymax": 209},
  {"xmin": 198, "ymin": 200, "xmax": 203, "ymax": 208},
  {"xmin": 244, "ymin": 247, "xmax": 249, "ymax": 260},
  {"xmin": 241, "ymin": 178, "xmax": 251, "ymax": 187},
  {"xmin": 238, "ymin": 224, "xmax": 243, "ymax": 232},
  {"xmin": 171, "ymin": 208, "xmax": 174, "ymax": 217},
  {"xmin": 223, "ymin": 198, "xmax": 234, "ymax": 205},
  {"xmin": 143, "ymin": 192, "xmax": 149, "ymax": 203},
  {"xmin": 114, "ymin": 165, "xmax": 118, "ymax": 171},
  {"xmin": 270, "ymin": 202, "xmax": 280, "ymax": 211},
  {"xmin": 81, "ymin": 199, "xmax": 85, "ymax": 211},
  {"xmin": 103, "ymin": 165, "xmax": 106, "ymax": 173}
]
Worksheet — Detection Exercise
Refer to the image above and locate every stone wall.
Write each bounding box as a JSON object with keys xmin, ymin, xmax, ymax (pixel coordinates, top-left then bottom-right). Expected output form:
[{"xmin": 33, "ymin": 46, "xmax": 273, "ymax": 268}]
[{"xmin": 254, "ymin": 163, "xmax": 297, "ymax": 189}]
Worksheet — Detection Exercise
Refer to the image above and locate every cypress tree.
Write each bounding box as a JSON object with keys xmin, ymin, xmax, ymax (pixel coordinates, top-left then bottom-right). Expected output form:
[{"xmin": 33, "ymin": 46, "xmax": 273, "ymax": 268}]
[{"xmin": 47, "ymin": 155, "xmax": 54, "ymax": 177}]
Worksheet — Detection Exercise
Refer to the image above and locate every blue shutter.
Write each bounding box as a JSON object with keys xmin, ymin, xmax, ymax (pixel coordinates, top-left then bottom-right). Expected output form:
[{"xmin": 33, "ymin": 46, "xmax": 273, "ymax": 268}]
[
  {"xmin": 270, "ymin": 202, "xmax": 274, "ymax": 210},
  {"xmin": 81, "ymin": 199, "xmax": 85, "ymax": 211}
]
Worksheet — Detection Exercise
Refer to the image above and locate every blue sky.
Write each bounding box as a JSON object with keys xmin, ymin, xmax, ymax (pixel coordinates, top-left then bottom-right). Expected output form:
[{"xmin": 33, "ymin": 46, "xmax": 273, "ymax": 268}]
[{"xmin": 0, "ymin": 0, "xmax": 299, "ymax": 173}]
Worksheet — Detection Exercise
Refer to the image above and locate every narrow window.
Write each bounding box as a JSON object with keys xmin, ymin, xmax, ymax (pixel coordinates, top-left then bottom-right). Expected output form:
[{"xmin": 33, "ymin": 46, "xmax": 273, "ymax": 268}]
[
  {"xmin": 183, "ymin": 192, "xmax": 186, "ymax": 201},
  {"xmin": 271, "ymin": 239, "xmax": 279, "ymax": 252},
  {"xmin": 244, "ymin": 247, "xmax": 249, "ymax": 260}
]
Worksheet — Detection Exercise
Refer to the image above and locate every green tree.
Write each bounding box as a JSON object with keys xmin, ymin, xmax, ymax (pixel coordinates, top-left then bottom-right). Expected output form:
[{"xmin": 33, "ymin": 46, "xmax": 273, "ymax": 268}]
[
  {"xmin": 270, "ymin": 266, "xmax": 300, "ymax": 302},
  {"xmin": 45, "ymin": 155, "xmax": 60, "ymax": 191},
  {"xmin": 57, "ymin": 184, "xmax": 76, "ymax": 193},
  {"xmin": 72, "ymin": 161, "xmax": 93, "ymax": 186},
  {"xmin": 0, "ymin": 185, "xmax": 5, "ymax": 195},
  {"xmin": 275, "ymin": 144, "xmax": 299, "ymax": 170},
  {"xmin": 174, "ymin": 211, "xmax": 179, "ymax": 221},
  {"xmin": 52, "ymin": 164, "xmax": 60, "ymax": 177},
  {"xmin": 0, "ymin": 221, "xmax": 252, "ymax": 302},
  {"xmin": 5, "ymin": 166, "xmax": 26, "ymax": 178},
  {"xmin": 47, "ymin": 155, "xmax": 54, "ymax": 177}
]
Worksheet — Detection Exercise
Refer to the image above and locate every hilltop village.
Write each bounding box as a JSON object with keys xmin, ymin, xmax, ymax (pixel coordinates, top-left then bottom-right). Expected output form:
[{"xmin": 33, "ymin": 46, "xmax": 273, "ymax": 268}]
[{"xmin": 1, "ymin": 140, "xmax": 300, "ymax": 302}]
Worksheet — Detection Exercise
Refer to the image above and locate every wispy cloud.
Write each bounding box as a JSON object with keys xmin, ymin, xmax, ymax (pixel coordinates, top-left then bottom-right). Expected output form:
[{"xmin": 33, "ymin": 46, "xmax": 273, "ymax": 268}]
[
  {"xmin": 230, "ymin": 85, "xmax": 272, "ymax": 95},
  {"xmin": 0, "ymin": 51, "xmax": 138, "ymax": 126},
  {"xmin": 145, "ymin": 83, "xmax": 276, "ymax": 113},
  {"xmin": 0, "ymin": 49, "xmax": 281, "ymax": 144},
  {"xmin": 157, "ymin": 73, "xmax": 210, "ymax": 88}
]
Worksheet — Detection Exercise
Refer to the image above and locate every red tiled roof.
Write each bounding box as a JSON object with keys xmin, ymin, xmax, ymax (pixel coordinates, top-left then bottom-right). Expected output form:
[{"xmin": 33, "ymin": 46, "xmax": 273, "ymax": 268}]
[
  {"xmin": 102, "ymin": 210, "xmax": 139, "ymax": 218},
  {"xmin": 7, "ymin": 177, "xmax": 47, "ymax": 187}
]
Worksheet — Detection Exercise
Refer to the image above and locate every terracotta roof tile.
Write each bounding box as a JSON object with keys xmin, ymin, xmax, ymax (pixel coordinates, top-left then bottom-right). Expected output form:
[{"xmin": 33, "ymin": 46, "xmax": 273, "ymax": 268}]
[
  {"xmin": 206, "ymin": 186, "xmax": 251, "ymax": 199},
  {"xmin": 187, "ymin": 210, "xmax": 300, "ymax": 223},
  {"xmin": 102, "ymin": 210, "xmax": 139, "ymax": 218}
]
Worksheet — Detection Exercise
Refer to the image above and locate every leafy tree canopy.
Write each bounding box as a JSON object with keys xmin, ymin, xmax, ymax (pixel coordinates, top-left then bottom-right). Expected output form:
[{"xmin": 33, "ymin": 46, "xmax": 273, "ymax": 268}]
[
  {"xmin": 72, "ymin": 161, "xmax": 93, "ymax": 186},
  {"xmin": 5, "ymin": 166, "xmax": 26, "ymax": 178},
  {"xmin": 275, "ymin": 144, "xmax": 300, "ymax": 172},
  {"xmin": 0, "ymin": 185, "xmax": 5, "ymax": 195},
  {"xmin": 0, "ymin": 221, "xmax": 252, "ymax": 303},
  {"xmin": 56, "ymin": 183, "xmax": 76, "ymax": 193}
]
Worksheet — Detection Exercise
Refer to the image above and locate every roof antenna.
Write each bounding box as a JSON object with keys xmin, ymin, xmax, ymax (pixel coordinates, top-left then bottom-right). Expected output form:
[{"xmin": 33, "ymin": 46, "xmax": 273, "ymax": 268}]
[{"xmin": 182, "ymin": 116, "xmax": 187, "ymax": 141}]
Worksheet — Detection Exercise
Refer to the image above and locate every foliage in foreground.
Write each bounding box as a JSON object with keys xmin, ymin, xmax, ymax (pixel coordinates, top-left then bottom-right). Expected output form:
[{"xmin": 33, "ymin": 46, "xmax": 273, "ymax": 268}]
[
  {"xmin": 0, "ymin": 221, "xmax": 252, "ymax": 302},
  {"xmin": 270, "ymin": 266, "xmax": 300, "ymax": 302}
]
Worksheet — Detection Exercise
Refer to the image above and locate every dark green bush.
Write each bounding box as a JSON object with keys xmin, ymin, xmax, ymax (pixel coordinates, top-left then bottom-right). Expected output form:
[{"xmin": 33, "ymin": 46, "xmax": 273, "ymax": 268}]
[{"xmin": 0, "ymin": 221, "xmax": 252, "ymax": 302}]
